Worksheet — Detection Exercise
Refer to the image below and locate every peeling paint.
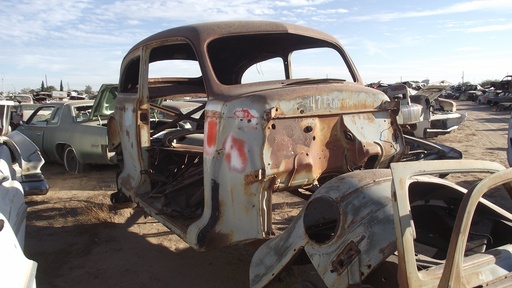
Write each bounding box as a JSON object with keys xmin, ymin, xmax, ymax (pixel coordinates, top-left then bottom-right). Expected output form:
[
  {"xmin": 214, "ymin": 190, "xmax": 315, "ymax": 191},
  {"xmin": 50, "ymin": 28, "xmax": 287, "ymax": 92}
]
[
  {"xmin": 223, "ymin": 133, "xmax": 248, "ymax": 173},
  {"xmin": 205, "ymin": 118, "xmax": 218, "ymax": 157}
]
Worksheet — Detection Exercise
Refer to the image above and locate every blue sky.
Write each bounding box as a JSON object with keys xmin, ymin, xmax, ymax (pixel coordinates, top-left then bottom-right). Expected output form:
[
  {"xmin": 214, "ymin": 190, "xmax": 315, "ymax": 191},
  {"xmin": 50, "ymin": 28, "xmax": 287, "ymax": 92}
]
[{"xmin": 1, "ymin": 0, "xmax": 511, "ymax": 92}]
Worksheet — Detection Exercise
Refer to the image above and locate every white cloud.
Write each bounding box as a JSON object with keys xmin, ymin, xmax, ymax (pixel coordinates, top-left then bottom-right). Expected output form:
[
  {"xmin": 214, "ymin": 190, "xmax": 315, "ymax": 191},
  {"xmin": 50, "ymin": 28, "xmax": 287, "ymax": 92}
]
[
  {"xmin": 0, "ymin": 0, "xmax": 92, "ymax": 43},
  {"xmin": 361, "ymin": 40, "xmax": 390, "ymax": 58},
  {"xmin": 467, "ymin": 23, "xmax": 512, "ymax": 32},
  {"xmin": 455, "ymin": 46, "xmax": 482, "ymax": 51},
  {"xmin": 274, "ymin": 0, "xmax": 333, "ymax": 6},
  {"xmin": 1, "ymin": 0, "xmax": 508, "ymax": 90},
  {"xmin": 0, "ymin": 0, "xmax": 346, "ymax": 45},
  {"xmin": 348, "ymin": 0, "xmax": 512, "ymax": 22},
  {"xmin": 1, "ymin": 0, "xmax": 351, "ymax": 90}
]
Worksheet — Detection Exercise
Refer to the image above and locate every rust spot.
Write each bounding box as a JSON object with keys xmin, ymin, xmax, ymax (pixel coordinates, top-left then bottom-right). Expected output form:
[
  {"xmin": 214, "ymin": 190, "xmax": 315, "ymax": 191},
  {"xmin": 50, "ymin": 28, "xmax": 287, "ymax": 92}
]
[
  {"xmin": 266, "ymin": 118, "xmax": 314, "ymax": 168},
  {"xmin": 264, "ymin": 112, "xmax": 395, "ymax": 189},
  {"xmin": 378, "ymin": 240, "xmax": 396, "ymax": 257},
  {"xmin": 244, "ymin": 170, "xmax": 264, "ymax": 185},
  {"xmin": 331, "ymin": 241, "xmax": 361, "ymax": 274}
]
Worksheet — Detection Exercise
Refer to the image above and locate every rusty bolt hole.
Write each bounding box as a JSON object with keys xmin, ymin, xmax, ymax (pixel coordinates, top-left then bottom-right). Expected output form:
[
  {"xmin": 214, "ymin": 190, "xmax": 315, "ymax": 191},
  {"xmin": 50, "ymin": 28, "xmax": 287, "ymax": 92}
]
[{"xmin": 344, "ymin": 131, "xmax": 354, "ymax": 142}]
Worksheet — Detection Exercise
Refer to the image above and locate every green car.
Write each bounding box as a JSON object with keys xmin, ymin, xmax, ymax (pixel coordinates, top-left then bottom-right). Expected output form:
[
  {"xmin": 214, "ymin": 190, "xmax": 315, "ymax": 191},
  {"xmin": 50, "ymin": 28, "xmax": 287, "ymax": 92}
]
[{"xmin": 17, "ymin": 84, "xmax": 118, "ymax": 173}]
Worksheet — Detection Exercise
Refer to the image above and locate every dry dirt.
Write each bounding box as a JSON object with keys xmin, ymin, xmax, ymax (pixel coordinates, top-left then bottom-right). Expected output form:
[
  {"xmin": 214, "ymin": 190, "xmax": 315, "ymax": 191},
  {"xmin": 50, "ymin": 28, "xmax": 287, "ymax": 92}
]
[{"xmin": 24, "ymin": 100, "xmax": 512, "ymax": 288}]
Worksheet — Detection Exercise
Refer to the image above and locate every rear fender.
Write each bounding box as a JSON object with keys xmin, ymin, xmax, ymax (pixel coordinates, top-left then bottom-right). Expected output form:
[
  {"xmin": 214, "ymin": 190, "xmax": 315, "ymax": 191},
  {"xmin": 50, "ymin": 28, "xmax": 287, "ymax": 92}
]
[
  {"xmin": 3, "ymin": 131, "xmax": 48, "ymax": 195},
  {"xmin": 250, "ymin": 169, "xmax": 396, "ymax": 287}
]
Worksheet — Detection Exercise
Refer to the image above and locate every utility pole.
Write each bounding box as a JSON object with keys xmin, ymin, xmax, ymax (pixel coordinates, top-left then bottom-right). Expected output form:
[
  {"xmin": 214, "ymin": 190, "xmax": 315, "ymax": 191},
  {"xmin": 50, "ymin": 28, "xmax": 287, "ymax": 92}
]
[{"xmin": 461, "ymin": 71, "xmax": 464, "ymax": 84}]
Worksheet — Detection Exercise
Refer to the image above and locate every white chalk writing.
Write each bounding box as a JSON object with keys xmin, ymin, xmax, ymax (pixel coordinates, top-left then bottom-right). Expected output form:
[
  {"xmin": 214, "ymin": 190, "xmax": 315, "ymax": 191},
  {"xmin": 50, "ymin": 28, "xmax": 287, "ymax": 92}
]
[{"xmin": 305, "ymin": 96, "xmax": 341, "ymax": 110}]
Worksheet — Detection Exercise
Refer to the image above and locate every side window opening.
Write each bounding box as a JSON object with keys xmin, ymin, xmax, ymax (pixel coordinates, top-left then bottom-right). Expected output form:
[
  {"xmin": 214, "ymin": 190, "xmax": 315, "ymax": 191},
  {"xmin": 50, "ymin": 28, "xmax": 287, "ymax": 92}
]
[
  {"xmin": 146, "ymin": 42, "xmax": 206, "ymax": 140},
  {"xmin": 29, "ymin": 106, "xmax": 55, "ymax": 125},
  {"xmin": 49, "ymin": 107, "xmax": 61, "ymax": 124},
  {"xmin": 149, "ymin": 59, "xmax": 201, "ymax": 79},
  {"xmin": 120, "ymin": 56, "xmax": 140, "ymax": 93},
  {"xmin": 146, "ymin": 43, "xmax": 206, "ymax": 101},
  {"xmin": 73, "ymin": 105, "xmax": 93, "ymax": 122}
]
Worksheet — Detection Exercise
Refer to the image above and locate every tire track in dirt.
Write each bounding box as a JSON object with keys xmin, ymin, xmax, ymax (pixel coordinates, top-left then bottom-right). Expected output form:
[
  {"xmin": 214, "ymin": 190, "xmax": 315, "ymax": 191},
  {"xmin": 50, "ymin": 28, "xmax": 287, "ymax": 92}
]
[
  {"xmin": 437, "ymin": 100, "xmax": 512, "ymax": 213},
  {"xmin": 436, "ymin": 101, "xmax": 509, "ymax": 167},
  {"xmin": 465, "ymin": 111, "xmax": 507, "ymax": 149}
]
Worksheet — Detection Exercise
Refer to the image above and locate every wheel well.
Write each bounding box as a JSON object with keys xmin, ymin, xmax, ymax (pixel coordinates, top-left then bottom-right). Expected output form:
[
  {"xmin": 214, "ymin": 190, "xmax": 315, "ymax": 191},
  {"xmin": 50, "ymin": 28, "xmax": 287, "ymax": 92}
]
[{"xmin": 55, "ymin": 143, "xmax": 70, "ymax": 163}]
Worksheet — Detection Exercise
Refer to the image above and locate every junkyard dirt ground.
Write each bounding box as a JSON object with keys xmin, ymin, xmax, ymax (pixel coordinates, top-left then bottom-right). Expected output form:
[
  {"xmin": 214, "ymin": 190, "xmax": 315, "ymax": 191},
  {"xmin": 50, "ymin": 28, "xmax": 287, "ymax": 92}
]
[{"xmin": 24, "ymin": 100, "xmax": 512, "ymax": 288}]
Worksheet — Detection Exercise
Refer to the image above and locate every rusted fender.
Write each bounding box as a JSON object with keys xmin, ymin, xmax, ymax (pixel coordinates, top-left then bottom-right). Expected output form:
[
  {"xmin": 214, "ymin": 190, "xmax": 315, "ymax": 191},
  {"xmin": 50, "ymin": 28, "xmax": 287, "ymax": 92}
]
[{"xmin": 249, "ymin": 169, "xmax": 396, "ymax": 287}]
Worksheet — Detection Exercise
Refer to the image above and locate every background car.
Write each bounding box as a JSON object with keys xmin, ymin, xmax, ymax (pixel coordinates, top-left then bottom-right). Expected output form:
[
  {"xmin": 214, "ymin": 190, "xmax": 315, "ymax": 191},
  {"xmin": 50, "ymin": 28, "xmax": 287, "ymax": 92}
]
[
  {"xmin": 0, "ymin": 99, "xmax": 45, "ymax": 287},
  {"xmin": 17, "ymin": 98, "xmax": 116, "ymax": 173}
]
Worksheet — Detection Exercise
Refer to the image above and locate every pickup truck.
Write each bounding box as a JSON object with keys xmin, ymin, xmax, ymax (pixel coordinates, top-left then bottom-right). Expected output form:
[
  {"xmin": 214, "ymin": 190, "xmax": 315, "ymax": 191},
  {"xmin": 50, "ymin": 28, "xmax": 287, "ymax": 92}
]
[
  {"xmin": 17, "ymin": 84, "xmax": 117, "ymax": 173},
  {"xmin": 106, "ymin": 21, "xmax": 511, "ymax": 287}
]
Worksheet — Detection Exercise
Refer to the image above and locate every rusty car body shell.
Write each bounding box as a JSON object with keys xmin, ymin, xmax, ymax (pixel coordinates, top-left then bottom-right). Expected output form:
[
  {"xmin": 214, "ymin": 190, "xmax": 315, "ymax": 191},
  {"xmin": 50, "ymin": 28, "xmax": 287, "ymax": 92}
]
[
  {"xmin": 250, "ymin": 160, "xmax": 512, "ymax": 287},
  {"xmin": 107, "ymin": 21, "xmax": 406, "ymax": 250},
  {"xmin": 105, "ymin": 21, "xmax": 500, "ymax": 287}
]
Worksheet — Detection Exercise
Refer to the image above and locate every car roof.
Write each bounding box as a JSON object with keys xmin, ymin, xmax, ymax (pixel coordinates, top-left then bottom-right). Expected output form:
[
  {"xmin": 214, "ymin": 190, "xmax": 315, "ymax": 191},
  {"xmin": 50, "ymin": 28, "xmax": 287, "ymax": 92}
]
[
  {"xmin": 127, "ymin": 20, "xmax": 339, "ymax": 54},
  {"xmin": 41, "ymin": 100, "xmax": 94, "ymax": 107}
]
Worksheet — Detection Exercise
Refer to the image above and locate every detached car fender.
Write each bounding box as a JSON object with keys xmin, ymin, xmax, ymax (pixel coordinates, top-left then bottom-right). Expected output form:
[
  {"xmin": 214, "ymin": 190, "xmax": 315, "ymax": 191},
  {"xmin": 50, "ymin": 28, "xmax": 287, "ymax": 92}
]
[
  {"xmin": 250, "ymin": 169, "xmax": 396, "ymax": 288},
  {"xmin": 251, "ymin": 160, "xmax": 512, "ymax": 288}
]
